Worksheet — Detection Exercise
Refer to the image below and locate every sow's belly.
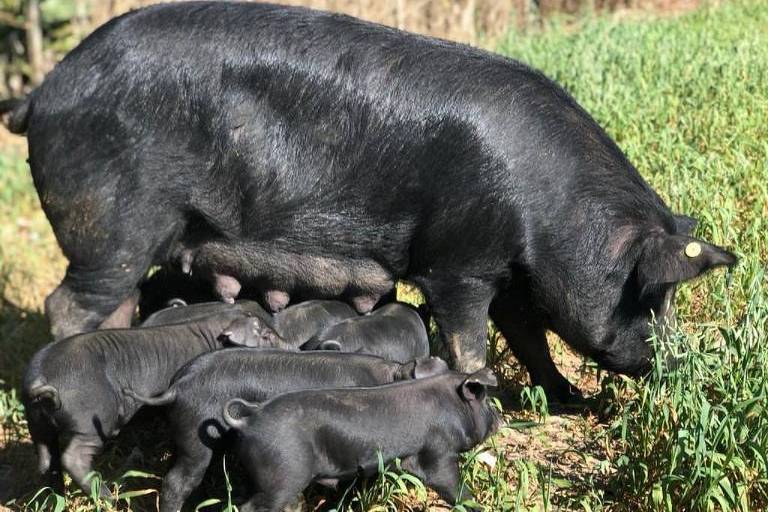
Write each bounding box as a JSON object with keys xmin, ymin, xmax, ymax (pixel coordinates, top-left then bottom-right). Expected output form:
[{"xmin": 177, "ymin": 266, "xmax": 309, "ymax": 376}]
[{"xmin": 180, "ymin": 214, "xmax": 416, "ymax": 304}]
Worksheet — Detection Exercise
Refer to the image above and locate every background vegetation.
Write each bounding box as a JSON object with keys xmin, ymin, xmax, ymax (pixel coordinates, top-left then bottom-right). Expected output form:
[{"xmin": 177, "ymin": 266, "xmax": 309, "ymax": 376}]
[{"xmin": 0, "ymin": 0, "xmax": 766, "ymax": 510}]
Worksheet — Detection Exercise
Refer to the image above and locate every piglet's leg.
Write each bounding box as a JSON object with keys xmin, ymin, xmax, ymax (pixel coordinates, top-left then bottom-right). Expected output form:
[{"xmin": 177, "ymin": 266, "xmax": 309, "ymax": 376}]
[
  {"xmin": 240, "ymin": 449, "xmax": 311, "ymax": 512},
  {"xmin": 27, "ymin": 416, "xmax": 64, "ymax": 494},
  {"xmin": 214, "ymin": 273, "xmax": 242, "ymax": 304},
  {"xmin": 60, "ymin": 434, "xmax": 109, "ymax": 498},
  {"xmin": 414, "ymin": 453, "xmax": 476, "ymax": 509},
  {"xmin": 160, "ymin": 451, "xmax": 211, "ymax": 512},
  {"xmin": 238, "ymin": 490, "xmax": 306, "ymax": 512},
  {"xmin": 264, "ymin": 289, "xmax": 290, "ymax": 313}
]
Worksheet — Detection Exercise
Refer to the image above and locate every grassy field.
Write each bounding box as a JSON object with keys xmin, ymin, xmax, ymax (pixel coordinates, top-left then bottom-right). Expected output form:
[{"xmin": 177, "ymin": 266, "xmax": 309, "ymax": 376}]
[{"xmin": 1, "ymin": 0, "xmax": 766, "ymax": 510}]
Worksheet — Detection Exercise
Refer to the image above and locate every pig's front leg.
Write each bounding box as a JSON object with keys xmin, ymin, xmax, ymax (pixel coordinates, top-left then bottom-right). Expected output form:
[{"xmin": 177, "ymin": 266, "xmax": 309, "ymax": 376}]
[
  {"xmin": 418, "ymin": 276, "xmax": 495, "ymax": 372},
  {"xmin": 403, "ymin": 452, "xmax": 477, "ymax": 509},
  {"xmin": 489, "ymin": 292, "xmax": 582, "ymax": 403}
]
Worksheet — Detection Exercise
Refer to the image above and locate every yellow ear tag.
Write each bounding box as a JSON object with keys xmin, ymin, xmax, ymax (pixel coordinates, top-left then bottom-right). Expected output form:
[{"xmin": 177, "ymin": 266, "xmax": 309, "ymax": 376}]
[{"xmin": 685, "ymin": 242, "xmax": 702, "ymax": 258}]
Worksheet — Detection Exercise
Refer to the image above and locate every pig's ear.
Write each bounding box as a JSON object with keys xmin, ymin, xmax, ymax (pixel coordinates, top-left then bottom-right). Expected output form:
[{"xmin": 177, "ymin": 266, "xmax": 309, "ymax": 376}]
[
  {"xmin": 412, "ymin": 357, "xmax": 449, "ymax": 379},
  {"xmin": 460, "ymin": 368, "xmax": 498, "ymax": 402},
  {"xmin": 637, "ymin": 234, "xmax": 737, "ymax": 291},
  {"xmin": 222, "ymin": 398, "xmax": 260, "ymax": 430},
  {"xmin": 318, "ymin": 340, "xmax": 343, "ymax": 351},
  {"xmin": 673, "ymin": 215, "xmax": 698, "ymax": 236},
  {"xmin": 261, "ymin": 326, "xmax": 284, "ymax": 345},
  {"xmin": 219, "ymin": 318, "xmax": 248, "ymax": 346},
  {"xmin": 253, "ymin": 318, "xmax": 279, "ymax": 341}
]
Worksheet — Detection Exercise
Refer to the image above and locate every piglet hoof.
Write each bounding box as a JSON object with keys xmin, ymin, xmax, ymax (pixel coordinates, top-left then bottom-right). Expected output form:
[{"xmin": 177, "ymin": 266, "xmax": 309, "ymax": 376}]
[
  {"xmin": 264, "ymin": 289, "xmax": 290, "ymax": 312},
  {"xmin": 351, "ymin": 294, "xmax": 379, "ymax": 314},
  {"xmin": 214, "ymin": 274, "xmax": 241, "ymax": 304}
]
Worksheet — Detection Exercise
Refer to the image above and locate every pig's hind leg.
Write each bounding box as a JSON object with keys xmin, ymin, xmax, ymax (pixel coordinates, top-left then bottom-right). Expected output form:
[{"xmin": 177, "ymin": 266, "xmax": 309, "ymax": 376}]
[{"xmin": 45, "ymin": 223, "xmax": 175, "ymax": 339}]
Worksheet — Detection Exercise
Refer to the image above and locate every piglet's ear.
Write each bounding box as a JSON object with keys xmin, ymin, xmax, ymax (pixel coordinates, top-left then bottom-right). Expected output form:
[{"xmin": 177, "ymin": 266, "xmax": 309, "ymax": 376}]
[
  {"xmin": 262, "ymin": 328, "xmax": 284, "ymax": 345},
  {"xmin": 673, "ymin": 214, "xmax": 698, "ymax": 236},
  {"xmin": 318, "ymin": 340, "xmax": 343, "ymax": 351},
  {"xmin": 219, "ymin": 319, "xmax": 247, "ymax": 346},
  {"xmin": 459, "ymin": 368, "xmax": 498, "ymax": 402},
  {"xmin": 637, "ymin": 234, "xmax": 737, "ymax": 292},
  {"xmin": 412, "ymin": 357, "xmax": 449, "ymax": 379}
]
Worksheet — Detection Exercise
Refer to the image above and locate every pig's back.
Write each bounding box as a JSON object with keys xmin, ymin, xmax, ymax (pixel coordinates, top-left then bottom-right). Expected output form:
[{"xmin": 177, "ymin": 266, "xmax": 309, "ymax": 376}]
[
  {"xmin": 252, "ymin": 375, "xmax": 465, "ymax": 453},
  {"xmin": 173, "ymin": 349, "xmax": 394, "ymax": 392}
]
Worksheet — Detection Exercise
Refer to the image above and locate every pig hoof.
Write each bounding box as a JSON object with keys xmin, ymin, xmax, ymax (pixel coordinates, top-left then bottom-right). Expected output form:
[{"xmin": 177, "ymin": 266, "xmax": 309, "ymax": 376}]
[
  {"xmin": 351, "ymin": 294, "xmax": 379, "ymax": 314},
  {"xmin": 534, "ymin": 372, "xmax": 584, "ymax": 405},
  {"xmin": 265, "ymin": 290, "xmax": 290, "ymax": 312},
  {"xmin": 548, "ymin": 382, "xmax": 584, "ymax": 406},
  {"xmin": 214, "ymin": 274, "xmax": 241, "ymax": 303}
]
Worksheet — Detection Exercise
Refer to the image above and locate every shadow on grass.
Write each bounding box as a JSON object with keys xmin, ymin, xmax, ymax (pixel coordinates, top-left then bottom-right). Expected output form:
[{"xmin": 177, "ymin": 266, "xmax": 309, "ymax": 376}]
[
  {"xmin": 0, "ymin": 412, "xmax": 176, "ymax": 510},
  {"xmin": 0, "ymin": 298, "xmax": 49, "ymax": 388},
  {"xmin": 0, "ymin": 298, "xmax": 49, "ymax": 506},
  {"xmin": 0, "ymin": 300, "xmax": 170, "ymax": 509}
]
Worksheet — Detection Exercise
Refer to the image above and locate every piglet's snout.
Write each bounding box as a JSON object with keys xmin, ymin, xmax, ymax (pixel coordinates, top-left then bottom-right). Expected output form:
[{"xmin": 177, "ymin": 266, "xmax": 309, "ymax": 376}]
[
  {"xmin": 480, "ymin": 401, "xmax": 503, "ymax": 438},
  {"xmin": 491, "ymin": 406, "xmax": 503, "ymax": 434}
]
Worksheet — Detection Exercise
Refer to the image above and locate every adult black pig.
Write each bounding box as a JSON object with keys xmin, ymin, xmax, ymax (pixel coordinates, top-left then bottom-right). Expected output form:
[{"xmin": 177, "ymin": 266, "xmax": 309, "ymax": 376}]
[
  {"xmin": 124, "ymin": 350, "xmax": 448, "ymax": 512},
  {"xmin": 21, "ymin": 312, "xmax": 285, "ymax": 495},
  {"xmin": 3, "ymin": 2, "xmax": 736, "ymax": 399},
  {"xmin": 301, "ymin": 302, "xmax": 430, "ymax": 362},
  {"xmin": 223, "ymin": 368, "xmax": 500, "ymax": 512}
]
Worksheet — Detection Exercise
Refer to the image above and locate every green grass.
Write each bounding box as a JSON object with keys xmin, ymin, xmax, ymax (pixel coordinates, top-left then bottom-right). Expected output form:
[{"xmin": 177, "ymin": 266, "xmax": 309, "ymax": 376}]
[{"xmin": 1, "ymin": 0, "xmax": 767, "ymax": 510}]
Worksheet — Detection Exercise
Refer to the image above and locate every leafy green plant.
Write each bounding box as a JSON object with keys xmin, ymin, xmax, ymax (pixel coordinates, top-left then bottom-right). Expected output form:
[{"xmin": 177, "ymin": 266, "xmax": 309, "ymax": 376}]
[
  {"xmin": 520, "ymin": 386, "xmax": 549, "ymax": 422},
  {"xmin": 334, "ymin": 452, "xmax": 428, "ymax": 511},
  {"xmin": 608, "ymin": 271, "xmax": 767, "ymax": 511},
  {"xmin": 15, "ymin": 487, "xmax": 66, "ymax": 512}
]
